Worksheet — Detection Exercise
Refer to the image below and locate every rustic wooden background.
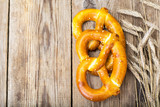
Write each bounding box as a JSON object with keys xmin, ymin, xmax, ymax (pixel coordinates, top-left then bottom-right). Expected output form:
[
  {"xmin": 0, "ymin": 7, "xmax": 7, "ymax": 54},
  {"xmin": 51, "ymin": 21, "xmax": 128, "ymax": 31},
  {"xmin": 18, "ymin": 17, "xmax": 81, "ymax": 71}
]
[{"xmin": 0, "ymin": 0, "xmax": 159, "ymax": 106}]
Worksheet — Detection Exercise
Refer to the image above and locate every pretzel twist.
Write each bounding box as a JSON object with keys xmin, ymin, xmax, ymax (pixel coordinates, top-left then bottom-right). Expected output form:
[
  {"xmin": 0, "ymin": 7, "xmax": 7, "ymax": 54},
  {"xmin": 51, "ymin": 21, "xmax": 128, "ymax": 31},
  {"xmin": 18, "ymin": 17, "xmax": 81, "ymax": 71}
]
[
  {"xmin": 73, "ymin": 8, "xmax": 127, "ymax": 101},
  {"xmin": 76, "ymin": 30, "xmax": 127, "ymax": 101},
  {"xmin": 73, "ymin": 7, "xmax": 125, "ymax": 71}
]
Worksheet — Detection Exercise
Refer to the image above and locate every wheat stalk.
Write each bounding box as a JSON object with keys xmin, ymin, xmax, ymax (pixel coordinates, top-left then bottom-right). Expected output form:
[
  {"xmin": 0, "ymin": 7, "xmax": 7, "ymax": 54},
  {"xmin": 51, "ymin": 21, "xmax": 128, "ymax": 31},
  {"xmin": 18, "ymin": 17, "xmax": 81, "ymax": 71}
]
[
  {"xmin": 140, "ymin": 0, "xmax": 160, "ymax": 11},
  {"xmin": 117, "ymin": 0, "xmax": 160, "ymax": 106}
]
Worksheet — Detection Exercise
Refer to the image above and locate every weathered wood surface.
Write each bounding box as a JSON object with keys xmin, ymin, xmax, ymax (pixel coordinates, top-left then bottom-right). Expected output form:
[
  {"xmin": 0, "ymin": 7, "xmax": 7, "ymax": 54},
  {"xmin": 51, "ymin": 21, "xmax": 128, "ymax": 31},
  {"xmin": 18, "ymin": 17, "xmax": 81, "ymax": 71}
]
[
  {"xmin": 0, "ymin": 0, "xmax": 9, "ymax": 106},
  {"xmin": 0, "ymin": 0, "xmax": 159, "ymax": 106},
  {"xmin": 8, "ymin": 0, "xmax": 71, "ymax": 106}
]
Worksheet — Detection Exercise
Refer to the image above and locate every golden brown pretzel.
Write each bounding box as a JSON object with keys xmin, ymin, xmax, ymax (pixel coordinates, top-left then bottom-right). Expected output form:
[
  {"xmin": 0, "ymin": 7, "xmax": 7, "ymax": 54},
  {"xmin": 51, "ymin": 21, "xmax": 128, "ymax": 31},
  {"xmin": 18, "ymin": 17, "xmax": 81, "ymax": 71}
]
[
  {"xmin": 73, "ymin": 8, "xmax": 125, "ymax": 71},
  {"xmin": 76, "ymin": 30, "xmax": 127, "ymax": 101}
]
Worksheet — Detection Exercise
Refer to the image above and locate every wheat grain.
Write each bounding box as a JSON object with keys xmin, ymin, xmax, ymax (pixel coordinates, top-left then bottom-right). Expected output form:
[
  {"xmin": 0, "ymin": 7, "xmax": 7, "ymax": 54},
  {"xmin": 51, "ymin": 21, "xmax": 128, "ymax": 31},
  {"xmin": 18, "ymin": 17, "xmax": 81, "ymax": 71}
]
[
  {"xmin": 126, "ymin": 41, "xmax": 138, "ymax": 53},
  {"xmin": 117, "ymin": 9, "xmax": 144, "ymax": 18},
  {"xmin": 138, "ymin": 26, "xmax": 155, "ymax": 49},
  {"xmin": 121, "ymin": 20, "xmax": 144, "ymax": 32},
  {"xmin": 145, "ymin": 21, "xmax": 160, "ymax": 32},
  {"xmin": 140, "ymin": 0, "xmax": 160, "ymax": 11},
  {"xmin": 122, "ymin": 27, "xmax": 139, "ymax": 36}
]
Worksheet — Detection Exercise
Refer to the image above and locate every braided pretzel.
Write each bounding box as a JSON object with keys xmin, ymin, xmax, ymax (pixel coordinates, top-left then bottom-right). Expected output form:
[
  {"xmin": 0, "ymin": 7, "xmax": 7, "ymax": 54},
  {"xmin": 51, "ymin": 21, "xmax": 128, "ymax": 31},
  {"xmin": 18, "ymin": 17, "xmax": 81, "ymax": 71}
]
[
  {"xmin": 76, "ymin": 30, "xmax": 127, "ymax": 101},
  {"xmin": 73, "ymin": 7, "xmax": 125, "ymax": 71}
]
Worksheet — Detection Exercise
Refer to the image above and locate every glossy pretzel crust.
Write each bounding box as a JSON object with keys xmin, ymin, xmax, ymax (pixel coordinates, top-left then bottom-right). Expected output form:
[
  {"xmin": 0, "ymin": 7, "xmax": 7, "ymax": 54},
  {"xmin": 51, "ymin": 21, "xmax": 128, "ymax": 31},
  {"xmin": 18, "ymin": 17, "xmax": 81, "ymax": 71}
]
[
  {"xmin": 76, "ymin": 30, "xmax": 127, "ymax": 101},
  {"xmin": 73, "ymin": 8, "xmax": 127, "ymax": 102},
  {"xmin": 73, "ymin": 8, "xmax": 125, "ymax": 71}
]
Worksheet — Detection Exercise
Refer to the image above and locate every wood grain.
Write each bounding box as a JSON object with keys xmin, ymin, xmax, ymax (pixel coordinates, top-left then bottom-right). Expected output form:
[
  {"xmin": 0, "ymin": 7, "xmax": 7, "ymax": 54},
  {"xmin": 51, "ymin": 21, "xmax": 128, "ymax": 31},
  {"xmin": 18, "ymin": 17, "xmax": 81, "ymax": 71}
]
[
  {"xmin": 8, "ymin": 0, "xmax": 71, "ymax": 106},
  {"xmin": 1, "ymin": 0, "xmax": 158, "ymax": 106},
  {"xmin": 0, "ymin": 0, "xmax": 9, "ymax": 106},
  {"xmin": 72, "ymin": 0, "xmax": 136, "ymax": 106}
]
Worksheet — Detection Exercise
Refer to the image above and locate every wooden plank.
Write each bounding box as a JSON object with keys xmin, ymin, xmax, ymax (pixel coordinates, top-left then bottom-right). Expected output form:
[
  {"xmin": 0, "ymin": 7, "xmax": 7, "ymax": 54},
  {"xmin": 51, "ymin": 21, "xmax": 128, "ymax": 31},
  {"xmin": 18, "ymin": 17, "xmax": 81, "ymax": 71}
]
[
  {"xmin": 118, "ymin": 0, "xmax": 137, "ymax": 106},
  {"xmin": 8, "ymin": 0, "xmax": 71, "ymax": 106},
  {"xmin": 0, "ymin": 0, "xmax": 9, "ymax": 106},
  {"xmin": 72, "ymin": 0, "xmax": 136, "ymax": 106}
]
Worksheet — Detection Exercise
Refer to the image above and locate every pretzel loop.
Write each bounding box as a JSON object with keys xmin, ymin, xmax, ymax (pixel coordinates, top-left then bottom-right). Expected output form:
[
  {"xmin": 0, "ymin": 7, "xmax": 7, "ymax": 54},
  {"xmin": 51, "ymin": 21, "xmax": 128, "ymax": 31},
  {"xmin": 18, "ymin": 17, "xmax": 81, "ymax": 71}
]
[
  {"xmin": 76, "ymin": 30, "xmax": 127, "ymax": 101},
  {"xmin": 77, "ymin": 59, "xmax": 120, "ymax": 102},
  {"xmin": 73, "ymin": 8, "xmax": 127, "ymax": 101},
  {"xmin": 73, "ymin": 7, "xmax": 125, "ymax": 71}
]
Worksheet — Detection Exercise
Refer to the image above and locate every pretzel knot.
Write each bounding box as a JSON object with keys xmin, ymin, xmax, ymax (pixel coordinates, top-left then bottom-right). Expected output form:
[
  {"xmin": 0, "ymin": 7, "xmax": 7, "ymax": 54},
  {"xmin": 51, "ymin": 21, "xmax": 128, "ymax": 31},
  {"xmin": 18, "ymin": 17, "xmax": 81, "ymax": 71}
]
[
  {"xmin": 73, "ymin": 8, "xmax": 127, "ymax": 101},
  {"xmin": 73, "ymin": 7, "xmax": 125, "ymax": 71},
  {"xmin": 76, "ymin": 30, "xmax": 127, "ymax": 101}
]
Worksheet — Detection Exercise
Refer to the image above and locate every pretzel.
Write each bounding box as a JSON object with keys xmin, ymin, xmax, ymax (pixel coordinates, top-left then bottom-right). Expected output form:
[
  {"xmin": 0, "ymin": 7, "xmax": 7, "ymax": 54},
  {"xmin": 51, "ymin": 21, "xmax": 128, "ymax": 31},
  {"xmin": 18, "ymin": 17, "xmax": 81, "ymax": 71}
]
[
  {"xmin": 76, "ymin": 30, "xmax": 127, "ymax": 101},
  {"xmin": 73, "ymin": 7, "xmax": 125, "ymax": 71}
]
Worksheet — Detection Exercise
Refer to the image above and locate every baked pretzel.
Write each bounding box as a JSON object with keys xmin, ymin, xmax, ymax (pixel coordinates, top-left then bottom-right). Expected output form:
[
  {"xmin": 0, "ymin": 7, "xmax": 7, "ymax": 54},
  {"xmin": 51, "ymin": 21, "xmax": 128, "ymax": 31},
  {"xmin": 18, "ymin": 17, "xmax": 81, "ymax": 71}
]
[
  {"xmin": 76, "ymin": 30, "xmax": 127, "ymax": 101},
  {"xmin": 73, "ymin": 7, "xmax": 125, "ymax": 71}
]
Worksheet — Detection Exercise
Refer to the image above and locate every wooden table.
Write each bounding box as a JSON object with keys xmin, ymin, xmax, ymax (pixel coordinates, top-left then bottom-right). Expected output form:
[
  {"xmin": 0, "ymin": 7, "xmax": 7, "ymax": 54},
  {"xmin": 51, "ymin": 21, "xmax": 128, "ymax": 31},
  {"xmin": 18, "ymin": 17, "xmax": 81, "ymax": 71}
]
[{"xmin": 0, "ymin": 0, "xmax": 159, "ymax": 106}]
